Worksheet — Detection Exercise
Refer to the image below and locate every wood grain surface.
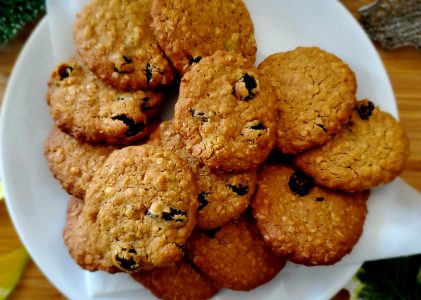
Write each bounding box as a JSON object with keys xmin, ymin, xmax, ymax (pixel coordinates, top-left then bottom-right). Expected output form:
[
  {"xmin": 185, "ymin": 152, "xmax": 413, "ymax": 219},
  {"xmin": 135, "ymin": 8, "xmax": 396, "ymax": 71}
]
[{"xmin": 0, "ymin": 1, "xmax": 420, "ymax": 299}]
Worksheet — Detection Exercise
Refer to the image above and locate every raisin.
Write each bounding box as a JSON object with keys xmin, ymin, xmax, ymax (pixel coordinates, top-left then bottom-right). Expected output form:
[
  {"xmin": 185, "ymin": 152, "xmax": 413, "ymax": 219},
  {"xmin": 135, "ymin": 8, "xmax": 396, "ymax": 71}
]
[
  {"xmin": 315, "ymin": 197, "xmax": 324, "ymax": 202},
  {"xmin": 58, "ymin": 64, "xmax": 73, "ymax": 80},
  {"xmin": 242, "ymin": 121, "xmax": 267, "ymax": 140},
  {"xmin": 228, "ymin": 184, "xmax": 248, "ymax": 196},
  {"xmin": 316, "ymin": 124, "xmax": 327, "ymax": 132},
  {"xmin": 140, "ymin": 97, "xmax": 150, "ymax": 111},
  {"xmin": 174, "ymin": 243, "xmax": 185, "ymax": 253},
  {"xmin": 197, "ymin": 192, "xmax": 210, "ymax": 211},
  {"xmin": 205, "ymin": 227, "xmax": 221, "ymax": 238},
  {"xmin": 113, "ymin": 55, "xmax": 134, "ymax": 73},
  {"xmin": 162, "ymin": 208, "xmax": 187, "ymax": 222},
  {"xmin": 234, "ymin": 73, "xmax": 257, "ymax": 101},
  {"xmin": 115, "ymin": 255, "xmax": 138, "ymax": 271},
  {"xmin": 265, "ymin": 151, "xmax": 294, "ymax": 165},
  {"xmin": 288, "ymin": 170, "xmax": 315, "ymax": 196},
  {"xmin": 146, "ymin": 63, "xmax": 153, "ymax": 84},
  {"xmin": 188, "ymin": 56, "xmax": 202, "ymax": 66},
  {"xmin": 115, "ymin": 248, "xmax": 139, "ymax": 271},
  {"xmin": 123, "ymin": 55, "xmax": 133, "ymax": 64},
  {"xmin": 187, "ymin": 259, "xmax": 202, "ymax": 273},
  {"xmin": 111, "ymin": 114, "xmax": 145, "ymax": 137},
  {"xmin": 242, "ymin": 74, "xmax": 257, "ymax": 93},
  {"xmin": 190, "ymin": 109, "xmax": 208, "ymax": 122},
  {"xmin": 250, "ymin": 122, "xmax": 266, "ymax": 130},
  {"xmin": 357, "ymin": 101, "xmax": 375, "ymax": 120}
]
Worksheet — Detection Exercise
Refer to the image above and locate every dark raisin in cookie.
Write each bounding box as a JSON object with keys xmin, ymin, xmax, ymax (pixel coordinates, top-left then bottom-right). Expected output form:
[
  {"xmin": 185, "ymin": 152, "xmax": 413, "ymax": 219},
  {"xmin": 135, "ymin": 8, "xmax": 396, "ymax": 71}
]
[
  {"xmin": 63, "ymin": 196, "xmax": 120, "ymax": 273},
  {"xmin": 151, "ymin": 0, "xmax": 256, "ymax": 75},
  {"xmin": 258, "ymin": 47, "xmax": 357, "ymax": 154},
  {"xmin": 148, "ymin": 121, "xmax": 257, "ymax": 229},
  {"xmin": 252, "ymin": 164, "xmax": 368, "ymax": 265},
  {"xmin": 74, "ymin": 145, "xmax": 198, "ymax": 271},
  {"xmin": 47, "ymin": 58, "xmax": 164, "ymax": 144},
  {"xmin": 174, "ymin": 51, "xmax": 276, "ymax": 171},
  {"xmin": 74, "ymin": 0, "xmax": 174, "ymax": 90},
  {"xmin": 294, "ymin": 100, "xmax": 410, "ymax": 191}
]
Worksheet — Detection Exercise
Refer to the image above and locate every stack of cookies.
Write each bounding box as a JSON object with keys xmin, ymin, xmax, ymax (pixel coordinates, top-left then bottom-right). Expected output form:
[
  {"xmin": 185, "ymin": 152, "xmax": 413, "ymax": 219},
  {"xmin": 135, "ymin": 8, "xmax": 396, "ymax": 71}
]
[{"xmin": 43, "ymin": 0, "xmax": 410, "ymax": 299}]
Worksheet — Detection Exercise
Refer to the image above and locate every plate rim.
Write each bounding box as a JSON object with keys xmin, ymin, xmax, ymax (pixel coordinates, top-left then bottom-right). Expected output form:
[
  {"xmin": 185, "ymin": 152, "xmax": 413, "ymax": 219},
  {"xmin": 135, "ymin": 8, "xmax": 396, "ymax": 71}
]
[{"xmin": 0, "ymin": 0, "xmax": 396, "ymax": 297}]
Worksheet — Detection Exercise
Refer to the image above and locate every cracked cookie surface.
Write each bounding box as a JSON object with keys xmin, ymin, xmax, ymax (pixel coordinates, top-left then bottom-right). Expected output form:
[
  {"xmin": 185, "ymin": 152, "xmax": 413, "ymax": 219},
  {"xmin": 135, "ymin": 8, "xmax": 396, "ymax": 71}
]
[
  {"xmin": 44, "ymin": 127, "xmax": 117, "ymax": 199},
  {"xmin": 151, "ymin": 0, "xmax": 256, "ymax": 75},
  {"xmin": 252, "ymin": 164, "xmax": 368, "ymax": 266},
  {"xmin": 47, "ymin": 58, "xmax": 164, "ymax": 144},
  {"xmin": 131, "ymin": 259, "xmax": 220, "ymax": 300},
  {"xmin": 74, "ymin": 0, "xmax": 174, "ymax": 90},
  {"xmin": 148, "ymin": 121, "xmax": 257, "ymax": 229},
  {"xmin": 78, "ymin": 145, "xmax": 198, "ymax": 272},
  {"xmin": 294, "ymin": 100, "xmax": 410, "ymax": 192},
  {"xmin": 258, "ymin": 47, "xmax": 357, "ymax": 154},
  {"xmin": 174, "ymin": 51, "xmax": 276, "ymax": 171},
  {"xmin": 186, "ymin": 215, "xmax": 286, "ymax": 291}
]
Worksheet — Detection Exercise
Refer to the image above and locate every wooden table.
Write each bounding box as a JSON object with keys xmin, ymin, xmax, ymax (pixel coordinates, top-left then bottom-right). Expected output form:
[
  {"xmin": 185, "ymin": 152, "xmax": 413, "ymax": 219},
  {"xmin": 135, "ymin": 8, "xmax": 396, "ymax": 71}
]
[{"xmin": 0, "ymin": 1, "xmax": 420, "ymax": 299}]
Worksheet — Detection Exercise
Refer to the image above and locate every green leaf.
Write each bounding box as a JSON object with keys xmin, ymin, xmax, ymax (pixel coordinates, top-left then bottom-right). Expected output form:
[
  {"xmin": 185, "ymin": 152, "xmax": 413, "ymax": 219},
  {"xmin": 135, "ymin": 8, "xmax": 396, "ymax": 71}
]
[
  {"xmin": 0, "ymin": 248, "xmax": 29, "ymax": 300},
  {"xmin": 356, "ymin": 255, "xmax": 421, "ymax": 300}
]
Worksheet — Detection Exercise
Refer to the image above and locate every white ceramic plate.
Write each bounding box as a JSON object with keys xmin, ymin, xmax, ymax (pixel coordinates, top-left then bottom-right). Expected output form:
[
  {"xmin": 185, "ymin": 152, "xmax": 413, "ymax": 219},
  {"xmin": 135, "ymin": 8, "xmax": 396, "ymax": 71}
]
[{"xmin": 1, "ymin": 0, "xmax": 397, "ymax": 299}]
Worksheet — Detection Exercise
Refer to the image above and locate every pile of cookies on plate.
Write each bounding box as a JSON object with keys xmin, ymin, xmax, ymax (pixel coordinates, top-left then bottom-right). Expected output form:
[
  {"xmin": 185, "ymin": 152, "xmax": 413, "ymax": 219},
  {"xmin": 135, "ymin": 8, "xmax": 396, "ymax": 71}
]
[{"xmin": 44, "ymin": 0, "xmax": 410, "ymax": 298}]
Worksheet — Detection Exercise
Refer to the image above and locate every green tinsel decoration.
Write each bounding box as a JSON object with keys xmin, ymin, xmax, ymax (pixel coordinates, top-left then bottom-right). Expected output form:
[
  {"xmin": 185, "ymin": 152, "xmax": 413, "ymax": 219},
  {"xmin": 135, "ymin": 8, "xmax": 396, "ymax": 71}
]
[{"xmin": 0, "ymin": 0, "xmax": 46, "ymax": 45}]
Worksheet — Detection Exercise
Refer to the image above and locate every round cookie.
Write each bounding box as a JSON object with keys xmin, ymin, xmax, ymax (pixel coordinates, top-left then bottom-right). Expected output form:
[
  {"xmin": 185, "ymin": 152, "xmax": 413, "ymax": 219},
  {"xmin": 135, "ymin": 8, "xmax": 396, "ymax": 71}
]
[
  {"xmin": 131, "ymin": 259, "xmax": 220, "ymax": 300},
  {"xmin": 252, "ymin": 164, "xmax": 368, "ymax": 266},
  {"xmin": 82, "ymin": 145, "xmax": 198, "ymax": 271},
  {"xmin": 73, "ymin": 0, "xmax": 174, "ymax": 90},
  {"xmin": 63, "ymin": 196, "xmax": 119, "ymax": 273},
  {"xmin": 148, "ymin": 121, "xmax": 258, "ymax": 229},
  {"xmin": 151, "ymin": 0, "xmax": 256, "ymax": 75},
  {"xmin": 47, "ymin": 58, "xmax": 164, "ymax": 144},
  {"xmin": 44, "ymin": 127, "xmax": 117, "ymax": 198},
  {"xmin": 294, "ymin": 100, "xmax": 410, "ymax": 192},
  {"xmin": 186, "ymin": 215, "xmax": 286, "ymax": 291},
  {"xmin": 258, "ymin": 47, "xmax": 357, "ymax": 154},
  {"xmin": 174, "ymin": 51, "xmax": 276, "ymax": 171}
]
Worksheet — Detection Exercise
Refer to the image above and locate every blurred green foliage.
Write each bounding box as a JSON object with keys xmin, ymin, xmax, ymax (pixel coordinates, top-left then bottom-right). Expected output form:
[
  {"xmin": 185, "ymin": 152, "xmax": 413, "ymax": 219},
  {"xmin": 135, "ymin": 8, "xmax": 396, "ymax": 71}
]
[
  {"xmin": 357, "ymin": 255, "xmax": 421, "ymax": 300},
  {"xmin": 0, "ymin": 0, "xmax": 45, "ymax": 45}
]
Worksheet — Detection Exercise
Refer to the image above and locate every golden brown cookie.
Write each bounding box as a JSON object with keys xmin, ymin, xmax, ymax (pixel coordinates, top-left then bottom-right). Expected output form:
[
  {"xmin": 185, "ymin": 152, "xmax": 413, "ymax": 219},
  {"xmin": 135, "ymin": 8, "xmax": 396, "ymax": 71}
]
[
  {"xmin": 47, "ymin": 58, "xmax": 164, "ymax": 144},
  {"xmin": 63, "ymin": 196, "xmax": 119, "ymax": 273},
  {"xmin": 174, "ymin": 51, "xmax": 276, "ymax": 171},
  {"xmin": 74, "ymin": 145, "xmax": 198, "ymax": 272},
  {"xmin": 148, "ymin": 121, "xmax": 257, "ymax": 229},
  {"xmin": 294, "ymin": 100, "xmax": 410, "ymax": 192},
  {"xmin": 258, "ymin": 47, "xmax": 357, "ymax": 154},
  {"xmin": 252, "ymin": 164, "xmax": 368, "ymax": 266},
  {"xmin": 73, "ymin": 0, "xmax": 174, "ymax": 90},
  {"xmin": 186, "ymin": 215, "xmax": 286, "ymax": 291},
  {"xmin": 44, "ymin": 127, "xmax": 116, "ymax": 198},
  {"xmin": 131, "ymin": 259, "xmax": 220, "ymax": 300},
  {"xmin": 151, "ymin": 0, "xmax": 256, "ymax": 75}
]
